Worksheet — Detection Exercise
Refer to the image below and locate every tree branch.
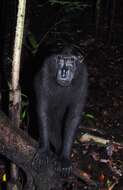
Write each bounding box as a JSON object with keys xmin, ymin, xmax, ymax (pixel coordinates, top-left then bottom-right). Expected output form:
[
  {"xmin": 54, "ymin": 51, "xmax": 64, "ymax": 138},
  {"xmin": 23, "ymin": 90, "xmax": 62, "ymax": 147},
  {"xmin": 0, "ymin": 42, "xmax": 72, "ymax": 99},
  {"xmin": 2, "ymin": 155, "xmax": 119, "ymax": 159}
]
[
  {"xmin": 0, "ymin": 111, "xmax": 37, "ymax": 171},
  {"xmin": 0, "ymin": 111, "xmax": 98, "ymax": 189}
]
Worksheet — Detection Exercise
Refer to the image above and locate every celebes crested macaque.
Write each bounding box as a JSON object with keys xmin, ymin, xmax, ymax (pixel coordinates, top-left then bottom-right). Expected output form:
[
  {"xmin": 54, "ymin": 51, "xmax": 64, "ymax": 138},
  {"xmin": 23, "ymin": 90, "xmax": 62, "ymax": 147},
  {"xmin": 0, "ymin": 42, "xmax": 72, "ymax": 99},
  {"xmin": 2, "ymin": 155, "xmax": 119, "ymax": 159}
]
[{"xmin": 34, "ymin": 46, "xmax": 88, "ymax": 176}]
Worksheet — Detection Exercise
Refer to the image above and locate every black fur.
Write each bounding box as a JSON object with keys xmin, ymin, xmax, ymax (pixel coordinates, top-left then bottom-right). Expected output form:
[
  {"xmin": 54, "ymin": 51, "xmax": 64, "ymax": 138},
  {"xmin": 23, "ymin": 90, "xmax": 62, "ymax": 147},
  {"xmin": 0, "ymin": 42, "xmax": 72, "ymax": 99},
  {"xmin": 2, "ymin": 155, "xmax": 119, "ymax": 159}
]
[{"xmin": 34, "ymin": 46, "xmax": 88, "ymax": 176}]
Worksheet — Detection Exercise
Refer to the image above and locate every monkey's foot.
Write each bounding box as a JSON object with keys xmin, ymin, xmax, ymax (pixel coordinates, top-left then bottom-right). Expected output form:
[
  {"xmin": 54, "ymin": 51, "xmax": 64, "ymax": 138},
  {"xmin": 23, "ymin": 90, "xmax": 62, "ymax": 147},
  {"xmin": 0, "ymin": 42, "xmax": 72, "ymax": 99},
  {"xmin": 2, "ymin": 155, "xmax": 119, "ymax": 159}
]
[
  {"xmin": 55, "ymin": 157, "xmax": 72, "ymax": 177},
  {"xmin": 32, "ymin": 148, "xmax": 50, "ymax": 171}
]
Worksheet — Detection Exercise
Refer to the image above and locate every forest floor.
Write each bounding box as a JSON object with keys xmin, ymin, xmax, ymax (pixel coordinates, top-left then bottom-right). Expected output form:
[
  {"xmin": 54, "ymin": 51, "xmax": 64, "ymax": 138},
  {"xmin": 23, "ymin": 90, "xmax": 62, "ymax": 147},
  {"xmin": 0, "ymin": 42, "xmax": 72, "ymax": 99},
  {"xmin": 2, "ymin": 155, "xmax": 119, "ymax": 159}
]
[{"xmin": 68, "ymin": 44, "xmax": 123, "ymax": 190}]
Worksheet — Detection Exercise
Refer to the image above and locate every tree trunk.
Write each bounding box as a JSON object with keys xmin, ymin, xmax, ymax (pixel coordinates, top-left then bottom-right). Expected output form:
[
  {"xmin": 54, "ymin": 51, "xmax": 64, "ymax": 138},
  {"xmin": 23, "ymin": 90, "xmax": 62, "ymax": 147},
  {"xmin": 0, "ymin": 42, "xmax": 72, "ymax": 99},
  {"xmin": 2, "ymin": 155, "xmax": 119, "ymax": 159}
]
[{"xmin": 107, "ymin": 0, "xmax": 116, "ymax": 45}]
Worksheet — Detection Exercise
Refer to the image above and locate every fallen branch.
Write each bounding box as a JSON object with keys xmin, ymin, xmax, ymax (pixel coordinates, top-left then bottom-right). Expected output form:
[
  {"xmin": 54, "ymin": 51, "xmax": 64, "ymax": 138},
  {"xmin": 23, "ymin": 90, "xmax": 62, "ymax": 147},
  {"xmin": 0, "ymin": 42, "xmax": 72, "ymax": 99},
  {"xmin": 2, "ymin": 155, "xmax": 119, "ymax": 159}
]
[
  {"xmin": 80, "ymin": 133, "xmax": 123, "ymax": 148},
  {"xmin": 73, "ymin": 168, "xmax": 98, "ymax": 187},
  {"xmin": 80, "ymin": 133, "xmax": 109, "ymax": 144}
]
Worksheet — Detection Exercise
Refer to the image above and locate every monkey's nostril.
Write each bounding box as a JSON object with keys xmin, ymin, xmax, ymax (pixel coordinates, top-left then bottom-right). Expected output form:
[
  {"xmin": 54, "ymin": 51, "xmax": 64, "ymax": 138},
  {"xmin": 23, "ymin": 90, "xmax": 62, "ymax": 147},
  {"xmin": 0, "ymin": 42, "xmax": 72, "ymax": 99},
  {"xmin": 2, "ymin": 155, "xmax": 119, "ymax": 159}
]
[{"xmin": 61, "ymin": 69, "xmax": 67, "ymax": 78}]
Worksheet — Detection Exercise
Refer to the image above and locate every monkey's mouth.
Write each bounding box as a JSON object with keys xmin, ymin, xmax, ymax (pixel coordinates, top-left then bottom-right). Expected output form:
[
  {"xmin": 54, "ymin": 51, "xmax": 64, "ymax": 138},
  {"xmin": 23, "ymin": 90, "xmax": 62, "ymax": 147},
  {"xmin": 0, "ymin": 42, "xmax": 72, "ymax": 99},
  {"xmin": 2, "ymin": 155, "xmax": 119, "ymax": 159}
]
[
  {"xmin": 57, "ymin": 70, "xmax": 74, "ymax": 86},
  {"xmin": 57, "ymin": 79, "xmax": 72, "ymax": 87},
  {"xmin": 61, "ymin": 68, "xmax": 68, "ymax": 78}
]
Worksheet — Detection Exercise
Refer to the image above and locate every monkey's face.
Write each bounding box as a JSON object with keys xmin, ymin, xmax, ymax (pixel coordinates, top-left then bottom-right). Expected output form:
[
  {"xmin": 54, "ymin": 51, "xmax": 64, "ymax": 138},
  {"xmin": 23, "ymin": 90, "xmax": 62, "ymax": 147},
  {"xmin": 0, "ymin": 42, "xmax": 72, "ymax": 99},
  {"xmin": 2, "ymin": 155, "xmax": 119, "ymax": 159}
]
[{"xmin": 56, "ymin": 56, "xmax": 76, "ymax": 86}]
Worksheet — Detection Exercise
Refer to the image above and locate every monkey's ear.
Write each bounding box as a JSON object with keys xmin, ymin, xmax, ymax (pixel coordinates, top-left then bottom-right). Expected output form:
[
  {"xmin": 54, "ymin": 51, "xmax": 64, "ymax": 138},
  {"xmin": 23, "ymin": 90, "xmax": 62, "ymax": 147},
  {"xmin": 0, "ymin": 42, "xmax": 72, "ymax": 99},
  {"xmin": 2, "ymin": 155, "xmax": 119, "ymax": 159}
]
[
  {"xmin": 75, "ymin": 58, "xmax": 85, "ymax": 76},
  {"xmin": 78, "ymin": 55, "xmax": 84, "ymax": 63}
]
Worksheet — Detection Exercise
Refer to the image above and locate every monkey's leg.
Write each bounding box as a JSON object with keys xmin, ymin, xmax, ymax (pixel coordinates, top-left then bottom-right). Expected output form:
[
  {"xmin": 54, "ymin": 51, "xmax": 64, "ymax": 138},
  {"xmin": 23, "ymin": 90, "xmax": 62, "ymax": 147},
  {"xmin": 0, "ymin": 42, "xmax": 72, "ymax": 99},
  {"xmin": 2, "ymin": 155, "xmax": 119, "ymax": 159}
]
[
  {"xmin": 59, "ymin": 106, "xmax": 83, "ymax": 176},
  {"xmin": 32, "ymin": 101, "xmax": 51, "ymax": 169}
]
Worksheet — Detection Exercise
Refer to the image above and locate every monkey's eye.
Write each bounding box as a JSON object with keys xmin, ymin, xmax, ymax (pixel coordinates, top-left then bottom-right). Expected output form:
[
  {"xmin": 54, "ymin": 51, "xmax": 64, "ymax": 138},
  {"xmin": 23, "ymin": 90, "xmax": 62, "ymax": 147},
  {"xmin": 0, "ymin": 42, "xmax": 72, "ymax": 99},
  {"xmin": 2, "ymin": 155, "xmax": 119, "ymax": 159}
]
[
  {"xmin": 71, "ymin": 57, "xmax": 74, "ymax": 62},
  {"xmin": 58, "ymin": 55, "xmax": 62, "ymax": 60}
]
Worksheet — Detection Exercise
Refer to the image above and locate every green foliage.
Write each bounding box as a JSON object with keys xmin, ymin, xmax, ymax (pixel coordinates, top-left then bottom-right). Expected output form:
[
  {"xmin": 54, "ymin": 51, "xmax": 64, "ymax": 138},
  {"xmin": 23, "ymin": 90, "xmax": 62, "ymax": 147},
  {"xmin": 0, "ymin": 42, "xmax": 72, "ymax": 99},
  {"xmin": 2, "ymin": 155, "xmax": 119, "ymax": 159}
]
[
  {"xmin": 84, "ymin": 113, "xmax": 95, "ymax": 120},
  {"xmin": 21, "ymin": 110, "xmax": 27, "ymax": 120},
  {"xmin": 84, "ymin": 112, "xmax": 96, "ymax": 126},
  {"xmin": 28, "ymin": 33, "xmax": 39, "ymax": 50},
  {"xmin": 26, "ymin": 32, "xmax": 39, "ymax": 55},
  {"xmin": 106, "ymin": 179, "xmax": 112, "ymax": 189},
  {"xmin": 21, "ymin": 94, "xmax": 29, "ymax": 122},
  {"xmin": 49, "ymin": 0, "xmax": 83, "ymax": 10}
]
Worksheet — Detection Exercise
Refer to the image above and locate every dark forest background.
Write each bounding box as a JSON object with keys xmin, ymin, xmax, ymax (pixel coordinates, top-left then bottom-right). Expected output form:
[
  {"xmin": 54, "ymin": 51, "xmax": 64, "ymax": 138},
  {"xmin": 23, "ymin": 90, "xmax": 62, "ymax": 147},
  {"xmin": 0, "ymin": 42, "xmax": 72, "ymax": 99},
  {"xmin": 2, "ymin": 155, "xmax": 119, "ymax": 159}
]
[{"xmin": 0, "ymin": 0, "xmax": 123, "ymax": 189}]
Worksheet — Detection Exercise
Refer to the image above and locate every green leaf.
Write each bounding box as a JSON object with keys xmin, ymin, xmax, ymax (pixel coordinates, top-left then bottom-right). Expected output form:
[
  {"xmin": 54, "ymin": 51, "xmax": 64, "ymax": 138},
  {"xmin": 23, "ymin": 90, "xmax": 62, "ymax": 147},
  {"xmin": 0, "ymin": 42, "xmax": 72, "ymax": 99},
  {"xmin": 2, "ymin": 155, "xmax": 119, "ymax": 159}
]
[
  {"xmin": 84, "ymin": 113, "xmax": 95, "ymax": 120},
  {"xmin": 21, "ymin": 110, "xmax": 26, "ymax": 120},
  {"xmin": 28, "ymin": 33, "xmax": 39, "ymax": 50}
]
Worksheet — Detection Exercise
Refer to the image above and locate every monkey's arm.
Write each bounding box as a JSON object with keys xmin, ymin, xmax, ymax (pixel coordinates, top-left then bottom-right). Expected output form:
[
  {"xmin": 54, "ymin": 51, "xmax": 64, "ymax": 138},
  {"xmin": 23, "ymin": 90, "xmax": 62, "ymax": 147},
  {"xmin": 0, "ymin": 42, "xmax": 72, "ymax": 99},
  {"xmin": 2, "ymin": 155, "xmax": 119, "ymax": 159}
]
[
  {"xmin": 37, "ymin": 100, "xmax": 49, "ymax": 149},
  {"xmin": 34, "ymin": 72, "xmax": 50, "ymax": 166}
]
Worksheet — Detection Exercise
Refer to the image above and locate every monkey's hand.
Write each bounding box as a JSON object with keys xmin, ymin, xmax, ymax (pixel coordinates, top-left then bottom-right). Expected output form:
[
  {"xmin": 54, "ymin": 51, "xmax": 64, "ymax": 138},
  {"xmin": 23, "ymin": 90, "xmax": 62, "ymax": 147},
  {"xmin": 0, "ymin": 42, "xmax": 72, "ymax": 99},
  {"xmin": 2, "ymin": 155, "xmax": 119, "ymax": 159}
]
[
  {"xmin": 55, "ymin": 156, "xmax": 72, "ymax": 177},
  {"xmin": 32, "ymin": 148, "xmax": 50, "ymax": 171}
]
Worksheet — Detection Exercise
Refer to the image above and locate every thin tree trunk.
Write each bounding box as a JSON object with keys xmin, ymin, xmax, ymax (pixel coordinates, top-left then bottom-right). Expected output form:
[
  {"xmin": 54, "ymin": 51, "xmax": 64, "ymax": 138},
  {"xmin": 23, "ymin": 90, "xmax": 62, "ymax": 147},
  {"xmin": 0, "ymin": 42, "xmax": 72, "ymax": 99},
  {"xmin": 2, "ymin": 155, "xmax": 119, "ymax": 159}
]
[
  {"xmin": 95, "ymin": 0, "xmax": 108, "ymax": 42},
  {"xmin": 107, "ymin": 0, "xmax": 116, "ymax": 45},
  {"xmin": 9, "ymin": 0, "xmax": 26, "ymax": 189},
  {"xmin": 95, "ymin": 0, "xmax": 102, "ymax": 40}
]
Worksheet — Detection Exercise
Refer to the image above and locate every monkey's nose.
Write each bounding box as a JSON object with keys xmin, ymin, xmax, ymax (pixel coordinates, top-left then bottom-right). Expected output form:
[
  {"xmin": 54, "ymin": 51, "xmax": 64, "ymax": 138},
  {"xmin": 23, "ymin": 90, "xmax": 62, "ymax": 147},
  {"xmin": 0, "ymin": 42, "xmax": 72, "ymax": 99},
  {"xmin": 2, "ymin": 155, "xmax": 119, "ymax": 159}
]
[{"xmin": 62, "ymin": 69, "xmax": 67, "ymax": 78}]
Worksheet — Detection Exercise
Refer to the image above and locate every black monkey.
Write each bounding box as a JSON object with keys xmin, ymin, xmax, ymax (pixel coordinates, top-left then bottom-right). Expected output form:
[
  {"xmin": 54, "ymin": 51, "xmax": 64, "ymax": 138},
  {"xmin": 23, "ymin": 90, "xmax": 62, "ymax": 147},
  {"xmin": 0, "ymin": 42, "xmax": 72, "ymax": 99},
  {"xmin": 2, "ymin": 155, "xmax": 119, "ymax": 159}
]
[{"xmin": 34, "ymin": 46, "xmax": 88, "ymax": 176}]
